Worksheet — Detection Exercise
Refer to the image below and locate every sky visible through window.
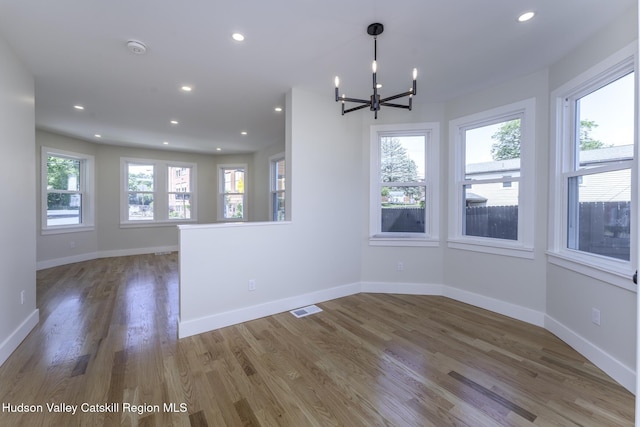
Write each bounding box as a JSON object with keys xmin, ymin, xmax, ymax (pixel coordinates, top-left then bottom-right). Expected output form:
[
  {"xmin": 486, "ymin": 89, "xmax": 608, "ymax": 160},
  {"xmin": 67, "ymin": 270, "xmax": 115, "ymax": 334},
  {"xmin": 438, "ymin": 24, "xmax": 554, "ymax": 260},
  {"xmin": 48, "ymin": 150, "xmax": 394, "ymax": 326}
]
[{"xmin": 465, "ymin": 72, "xmax": 634, "ymax": 163}]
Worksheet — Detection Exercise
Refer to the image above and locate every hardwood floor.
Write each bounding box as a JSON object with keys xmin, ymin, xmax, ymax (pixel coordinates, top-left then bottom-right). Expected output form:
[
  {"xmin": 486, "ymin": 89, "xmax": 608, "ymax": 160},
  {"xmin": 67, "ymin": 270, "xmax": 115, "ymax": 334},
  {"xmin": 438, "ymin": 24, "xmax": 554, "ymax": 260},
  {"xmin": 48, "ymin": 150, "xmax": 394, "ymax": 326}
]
[{"xmin": 0, "ymin": 253, "xmax": 634, "ymax": 426}]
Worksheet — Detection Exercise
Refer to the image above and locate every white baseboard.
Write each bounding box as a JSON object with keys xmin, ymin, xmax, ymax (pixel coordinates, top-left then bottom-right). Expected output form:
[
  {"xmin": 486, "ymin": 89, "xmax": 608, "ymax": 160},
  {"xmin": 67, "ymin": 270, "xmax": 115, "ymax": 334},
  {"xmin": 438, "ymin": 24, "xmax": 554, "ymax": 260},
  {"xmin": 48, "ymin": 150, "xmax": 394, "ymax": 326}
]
[
  {"xmin": 443, "ymin": 287, "xmax": 546, "ymax": 327},
  {"xmin": 36, "ymin": 245, "xmax": 179, "ymax": 270},
  {"xmin": 362, "ymin": 281, "xmax": 545, "ymax": 327},
  {"xmin": 178, "ymin": 282, "xmax": 361, "ymax": 338},
  {"xmin": 545, "ymin": 315, "xmax": 635, "ymax": 393},
  {"xmin": 0, "ymin": 309, "xmax": 39, "ymax": 366},
  {"xmin": 361, "ymin": 281, "xmax": 444, "ymax": 295}
]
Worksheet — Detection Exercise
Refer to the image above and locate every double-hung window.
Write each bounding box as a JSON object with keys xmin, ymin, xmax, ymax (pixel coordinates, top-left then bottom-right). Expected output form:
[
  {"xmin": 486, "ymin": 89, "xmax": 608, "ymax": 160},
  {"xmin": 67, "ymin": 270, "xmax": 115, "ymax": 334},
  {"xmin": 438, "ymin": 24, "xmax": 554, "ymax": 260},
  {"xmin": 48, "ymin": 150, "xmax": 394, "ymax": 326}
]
[
  {"xmin": 218, "ymin": 164, "xmax": 247, "ymax": 221},
  {"xmin": 270, "ymin": 154, "xmax": 286, "ymax": 221},
  {"xmin": 369, "ymin": 122, "xmax": 439, "ymax": 246},
  {"xmin": 550, "ymin": 44, "xmax": 636, "ymax": 285},
  {"xmin": 449, "ymin": 98, "xmax": 535, "ymax": 257},
  {"xmin": 42, "ymin": 147, "xmax": 95, "ymax": 234},
  {"xmin": 121, "ymin": 158, "xmax": 196, "ymax": 225}
]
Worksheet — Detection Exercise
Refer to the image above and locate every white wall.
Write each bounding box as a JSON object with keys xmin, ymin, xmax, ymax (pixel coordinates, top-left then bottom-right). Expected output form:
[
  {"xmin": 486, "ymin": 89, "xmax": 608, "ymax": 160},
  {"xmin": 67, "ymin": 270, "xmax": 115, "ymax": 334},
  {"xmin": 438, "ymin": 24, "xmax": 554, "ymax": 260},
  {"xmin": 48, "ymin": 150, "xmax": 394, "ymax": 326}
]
[
  {"xmin": 443, "ymin": 69, "xmax": 549, "ymax": 315},
  {"xmin": 0, "ymin": 35, "xmax": 38, "ymax": 365},
  {"xmin": 359, "ymin": 103, "xmax": 447, "ymax": 288},
  {"xmin": 545, "ymin": 5, "xmax": 638, "ymax": 387},
  {"xmin": 179, "ymin": 87, "xmax": 363, "ymax": 335}
]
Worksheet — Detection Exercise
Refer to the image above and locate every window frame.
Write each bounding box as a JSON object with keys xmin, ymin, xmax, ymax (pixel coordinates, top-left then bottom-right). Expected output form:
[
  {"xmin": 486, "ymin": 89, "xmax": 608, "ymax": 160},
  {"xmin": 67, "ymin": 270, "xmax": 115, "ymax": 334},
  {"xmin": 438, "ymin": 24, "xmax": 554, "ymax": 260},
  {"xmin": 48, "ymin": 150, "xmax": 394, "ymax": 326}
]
[
  {"xmin": 218, "ymin": 163, "xmax": 248, "ymax": 222},
  {"xmin": 548, "ymin": 43, "xmax": 637, "ymax": 290},
  {"xmin": 41, "ymin": 146, "xmax": 95, "ymax": 235},
  {"xmin": 269, "ymin": 153, "xmax": 285, "ymax": 222},
  {"xmin": 120, "ymin": 157, "xmax": 197, "ymax": 227},
  {"xmin": 448, "ymin": 98, "xmax": 536, "ymax": 258},
  {"xmin": 369, "ymin": 122, "xmax": 440, "ymax": 247}
]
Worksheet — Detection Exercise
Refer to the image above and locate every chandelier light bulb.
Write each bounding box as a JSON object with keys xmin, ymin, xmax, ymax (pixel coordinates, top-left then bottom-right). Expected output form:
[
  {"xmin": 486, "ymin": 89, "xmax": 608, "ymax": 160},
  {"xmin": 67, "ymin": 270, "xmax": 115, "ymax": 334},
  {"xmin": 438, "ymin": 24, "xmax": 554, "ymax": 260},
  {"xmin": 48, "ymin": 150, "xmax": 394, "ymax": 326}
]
[
  {"xmin": 334, "ymin": 76, "xmax": 340, "ymax": 88},
  {"xmin": 372, "ymin": 61, "xmax": 377, "ymax": 73},
  {"xmin": 413, "ymin": 68, "xmax": 418, "ymax": 80}
]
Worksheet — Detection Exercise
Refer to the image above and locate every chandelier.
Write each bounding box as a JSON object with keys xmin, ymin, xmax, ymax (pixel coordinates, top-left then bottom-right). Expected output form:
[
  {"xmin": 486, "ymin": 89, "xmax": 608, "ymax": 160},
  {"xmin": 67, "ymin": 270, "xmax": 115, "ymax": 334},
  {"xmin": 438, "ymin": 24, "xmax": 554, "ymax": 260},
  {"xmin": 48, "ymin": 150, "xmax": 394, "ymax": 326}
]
[{"xmin": 334, "ymin": 23, "xmax": 417, "ymax": 119}]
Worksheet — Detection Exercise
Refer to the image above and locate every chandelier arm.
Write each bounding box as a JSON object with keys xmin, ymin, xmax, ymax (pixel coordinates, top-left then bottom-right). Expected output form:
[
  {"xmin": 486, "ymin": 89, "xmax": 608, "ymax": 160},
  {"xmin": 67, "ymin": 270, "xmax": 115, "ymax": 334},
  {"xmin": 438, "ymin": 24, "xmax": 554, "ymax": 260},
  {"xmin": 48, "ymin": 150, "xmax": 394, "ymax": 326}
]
[
  {"xmin": 343, "ymin": 103, "xmax": 372, "ymax": 114},
  {"xmin": 338, "ymin": 96, "xmax": 371, "ymax": 104},
  {"xmin": 380, "ymin": 102, "xmax": 411, "ymax": 109},
  {"xmin": 379, "ymin": 90, "xmax": 414, "ymax": 103}
]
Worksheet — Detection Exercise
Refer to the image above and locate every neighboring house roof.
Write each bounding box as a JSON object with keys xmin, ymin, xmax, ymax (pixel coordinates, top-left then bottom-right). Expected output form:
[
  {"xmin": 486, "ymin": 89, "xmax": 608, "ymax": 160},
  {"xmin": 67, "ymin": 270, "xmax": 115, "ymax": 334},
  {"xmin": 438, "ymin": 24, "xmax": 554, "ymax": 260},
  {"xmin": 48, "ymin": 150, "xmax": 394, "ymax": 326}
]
[{"xmin": 465, "ymin": 145, "xmax": 633, "ymax": 205}]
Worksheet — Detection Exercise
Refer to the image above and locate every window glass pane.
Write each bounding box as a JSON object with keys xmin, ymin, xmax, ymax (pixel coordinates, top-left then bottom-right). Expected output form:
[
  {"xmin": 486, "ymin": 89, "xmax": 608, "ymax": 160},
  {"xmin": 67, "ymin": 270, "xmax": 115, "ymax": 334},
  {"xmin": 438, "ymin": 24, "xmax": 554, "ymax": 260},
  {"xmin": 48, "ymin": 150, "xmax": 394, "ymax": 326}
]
[
  {"xmin": 380, "ymin": 136, "xmax": 425, "ymax": 183},
  {"xmin": 47, "ymin": 193, "xmax": 81, "ymax": 226},
  {"xmin": 381, "ymin": 185, "xmax": 425, "ymax": 233},
  {"xmin": 128, "ymin": 164, "xmax": 154, "ymax": 191},
  {"xmin": 567, "ymin": 170, "xmax": 630, "ymax": 261},
  {"xmin": 128, "ymin": 193, "xmax": 154, "ymax": 220},
  {"xmin": 272, "ymin": 192, "xmax": 285, "ymax": 221},
  {"xmin": 275, "ymin": 159, "xmax": 285, "ymax": 191},
  {"xmin": 169, "ymin": 194, "xmax": 191, "ymax": 219},
  {"xmin": 168, "ymin": 166, "xmax": 191, "ymax": 192},
  {"xmin": 224, "ymin": 168, "xmax": 245, "ymax": 193},
  {"xmin": 465, "ymin": 119, "xmax": 521, "ymax": 177},
  {"xmin": 223, "ymin": 194, "xmax": 244, "ymax": 219},
  {"xmin": 463, "ymin": 183, "xmax": 518, "ymax": 240},
  {"xmin": 47, "ymin": 156, "xmax": 80, "ymax": 191},
  {"xmin": 577, "ymin": 72, "xmax": 634, "ymax": 168}
]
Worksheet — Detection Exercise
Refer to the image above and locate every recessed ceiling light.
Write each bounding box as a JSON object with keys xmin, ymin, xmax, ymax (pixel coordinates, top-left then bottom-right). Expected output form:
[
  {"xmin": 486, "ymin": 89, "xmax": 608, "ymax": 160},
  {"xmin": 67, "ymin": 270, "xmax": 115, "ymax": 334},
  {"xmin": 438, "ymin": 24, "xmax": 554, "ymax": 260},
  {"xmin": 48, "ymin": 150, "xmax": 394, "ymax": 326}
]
[
  {"xmin": 274, "ymin": 107, "xmax": 283, "ymax": 112},
  {"xmin": 163, "ymin": 141, "xmax": 169, "ymax": 145},
  {"xmin": 94, "ymin": 134, "xmax": 101, "ymax": 138},
  {"xmin": 181, "ymin": 86, "xmax": 192, "ymax": 92},
  {"xmin": 216, "ymin": 147, "xmax": 222, "ymax": 151},
  {"xmin": 170, "ymin": 120, "xmax": 179, "ymax": 125},
  {"xmin": 518, "ymin": 11, "xmax": 535, "ymax": 22},
  {"xmin": 241, "ymin": 131, "xmax": 247, "ymax": 135},
  {"xmin": 74, "ymin": 105, "xmax": 84, "ymax": 110},
  {"xmin": 232, "ymin": 33, "xmax": 245, "ymax": 42}
]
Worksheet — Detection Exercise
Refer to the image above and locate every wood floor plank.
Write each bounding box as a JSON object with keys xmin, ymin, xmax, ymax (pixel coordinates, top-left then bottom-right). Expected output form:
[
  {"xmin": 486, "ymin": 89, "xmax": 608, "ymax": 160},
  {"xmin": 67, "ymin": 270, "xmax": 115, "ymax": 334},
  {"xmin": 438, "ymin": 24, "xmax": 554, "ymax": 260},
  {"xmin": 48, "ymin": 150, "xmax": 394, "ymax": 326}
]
[{"xmin": 0, "ymin": 254, "xmax": 634, "ymax": 426}]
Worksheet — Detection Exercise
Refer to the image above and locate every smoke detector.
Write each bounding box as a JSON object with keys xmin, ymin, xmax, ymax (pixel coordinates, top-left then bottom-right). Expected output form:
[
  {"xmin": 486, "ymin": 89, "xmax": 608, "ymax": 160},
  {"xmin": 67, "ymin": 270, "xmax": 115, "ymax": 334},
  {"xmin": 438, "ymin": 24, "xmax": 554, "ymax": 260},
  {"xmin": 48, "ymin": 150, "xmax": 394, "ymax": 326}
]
[{"xmin": 127, "ymin": 40, "xmax": 147, "ymax": 55}]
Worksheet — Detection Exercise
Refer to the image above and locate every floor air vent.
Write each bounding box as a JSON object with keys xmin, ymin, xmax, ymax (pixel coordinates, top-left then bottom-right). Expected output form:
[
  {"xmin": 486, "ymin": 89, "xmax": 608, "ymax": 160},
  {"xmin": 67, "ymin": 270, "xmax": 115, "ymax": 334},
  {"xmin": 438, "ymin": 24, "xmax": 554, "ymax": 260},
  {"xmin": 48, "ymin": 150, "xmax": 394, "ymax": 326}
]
[{"xmin": 290, "ymin": 304, "xmax": 323, "ymax": 318}]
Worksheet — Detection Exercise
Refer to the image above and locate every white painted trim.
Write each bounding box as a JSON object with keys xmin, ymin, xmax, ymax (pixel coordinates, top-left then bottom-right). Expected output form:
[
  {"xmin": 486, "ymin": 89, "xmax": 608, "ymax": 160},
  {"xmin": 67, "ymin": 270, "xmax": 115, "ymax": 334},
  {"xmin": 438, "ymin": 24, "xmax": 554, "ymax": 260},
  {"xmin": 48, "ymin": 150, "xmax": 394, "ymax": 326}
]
[
  {"xmin": 545, "ymin": 314, "xmax": 635, "ymax": 393},
  {"xmin": 443, "ymin": 286, "xmax": 545, "ymax": 327},
  {"xmin": 0, "ymin": 309, "xmax": 39, "ymax": 366},
  {"xmin": 36, "ymin": 245, "xmax": 178, "ymax": 270},
  {"xmin": 178, "ymin": 282, "xmax": 361, "ymax": 338},
  {"xmin": 448, "ymin": 98, "xmax": 536, "ymax": 256}
]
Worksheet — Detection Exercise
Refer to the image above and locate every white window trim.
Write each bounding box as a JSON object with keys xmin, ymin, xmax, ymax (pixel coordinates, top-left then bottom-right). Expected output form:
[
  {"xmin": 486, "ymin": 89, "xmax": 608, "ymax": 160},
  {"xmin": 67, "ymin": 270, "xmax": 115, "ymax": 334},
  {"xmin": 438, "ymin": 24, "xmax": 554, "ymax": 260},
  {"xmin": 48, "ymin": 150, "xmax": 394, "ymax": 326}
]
[
  {"xmin": 269, "ymin": 153, "xmax": 285, "ymax": 222},
  {"xmin": 120, "ymin": 157, "xmax": 197, "ymax": 227},
  {"xmin": 548, "ymin": 42, "xmax": 637, "ymax": 289},
  {"xmin": 41, "ymin": 146, "xmax": 95, "ymax": 235},
  {"xmin": 448, "ymin": 98, "xmax": 536, "ymax": 259},
  {"xmin": 218, "ymin": 163, "xmax": 248, "ymax": 222},
  {"xmin": 369, "ymin": 122, "xmax": 440, "ymax": 247}
]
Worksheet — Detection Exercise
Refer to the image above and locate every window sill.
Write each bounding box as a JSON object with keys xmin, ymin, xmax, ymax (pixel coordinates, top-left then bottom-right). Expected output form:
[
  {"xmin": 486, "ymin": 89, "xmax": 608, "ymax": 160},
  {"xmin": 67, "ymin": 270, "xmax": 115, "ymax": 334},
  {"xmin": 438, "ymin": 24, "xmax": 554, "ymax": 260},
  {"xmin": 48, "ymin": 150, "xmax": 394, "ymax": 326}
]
[
  {"xmin": 369, "ymin": 235, "xmax": 440, "ymax": 247},
  {"xmin": 120, "ymin": 219, "xmax": 198, "ymax": 229},
  {"xmin": 547, "ymin": 250, "xmax": 636, "ymax": 292},
  {"xmin": 447, "ymin": 238, "xmax": 534, "ymax": 259},
  {"xmin": 41, "ymin": 225, "xmax": 95, "ymax": 235}
]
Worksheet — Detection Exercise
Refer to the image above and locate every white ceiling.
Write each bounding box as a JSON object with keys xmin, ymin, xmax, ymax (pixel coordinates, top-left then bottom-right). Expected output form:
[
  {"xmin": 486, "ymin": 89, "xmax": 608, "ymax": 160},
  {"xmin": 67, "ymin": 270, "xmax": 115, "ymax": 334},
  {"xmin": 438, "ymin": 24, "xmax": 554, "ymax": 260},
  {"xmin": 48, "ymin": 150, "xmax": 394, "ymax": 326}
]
[{"xmin": 0, "ymin": 0, "xmax": 634, "ymax": 154}]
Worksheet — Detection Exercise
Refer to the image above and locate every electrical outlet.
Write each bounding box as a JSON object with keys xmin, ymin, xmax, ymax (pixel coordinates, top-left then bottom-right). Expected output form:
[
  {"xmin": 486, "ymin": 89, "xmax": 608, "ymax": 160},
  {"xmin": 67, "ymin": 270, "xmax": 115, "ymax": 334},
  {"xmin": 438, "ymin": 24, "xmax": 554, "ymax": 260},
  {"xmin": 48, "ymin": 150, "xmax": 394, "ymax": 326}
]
[
  {"xmin": 591, "ymin": 307, "xmax": 601, "ymax": 326},
  {"xmin": 397, "ymin": 261, "xmax": 404, "ymax": 272},
  {"xmin": 248, "ymin": 279, "xmax": 256, "ymax": 291}
]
